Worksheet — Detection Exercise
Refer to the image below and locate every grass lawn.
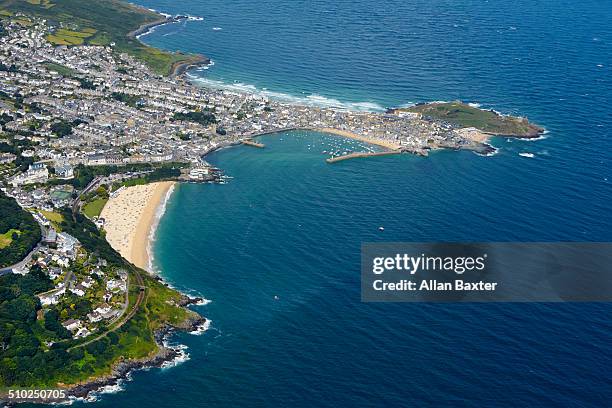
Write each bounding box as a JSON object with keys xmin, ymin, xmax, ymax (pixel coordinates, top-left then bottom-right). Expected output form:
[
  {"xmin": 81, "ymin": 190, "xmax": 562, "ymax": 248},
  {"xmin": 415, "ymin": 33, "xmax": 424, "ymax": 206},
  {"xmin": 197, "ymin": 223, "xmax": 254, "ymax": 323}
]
[
  {"xmin": 83, "ymin": 198, "xmax": 108, "ymax": 219},
  {"xmin": 0, "ymin": 228, "xmax": 20, "ymax": 249},
  {"xmin": 402, "ymin": 102, "xmax": 540, "ymax": 136},
  {"xmin": 42, "ymin": 62, "xmax": 77, "ymax": 77},
  {"xmin": 46, "ymin": 27, "xmax": 95, "ymax": 45},
  {"xmin": 38, "ymin": 210, "xmax": 64, "ymax": 231}
]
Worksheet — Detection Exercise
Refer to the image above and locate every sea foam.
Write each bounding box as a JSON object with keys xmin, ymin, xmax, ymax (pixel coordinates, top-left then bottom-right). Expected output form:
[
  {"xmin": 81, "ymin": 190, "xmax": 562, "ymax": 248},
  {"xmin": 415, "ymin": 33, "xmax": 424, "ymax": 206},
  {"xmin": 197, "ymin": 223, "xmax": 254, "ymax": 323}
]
[
  {"xmin": 147, "ymin": 183, "xmax": 176, "ymax": 273},
  {"xmin": 186, "ymin": 75, "xmax": 386, "ymax": 112},
  {"xmin": 190, "ymin": 319, "xmax": 212, "ymax": 335}
]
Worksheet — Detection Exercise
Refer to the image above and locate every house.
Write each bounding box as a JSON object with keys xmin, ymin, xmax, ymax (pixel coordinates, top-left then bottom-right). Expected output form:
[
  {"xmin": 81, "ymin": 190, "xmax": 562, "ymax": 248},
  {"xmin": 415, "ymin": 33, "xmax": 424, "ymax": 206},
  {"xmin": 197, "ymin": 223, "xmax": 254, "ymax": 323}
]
[
  {"xmin": 62, "ymin": 319, "xmax": 82, "ymax": 332},
  {"xmin": 10, "ymin": 163, "xmax": 49, "ymax": 186},
  {"xmin": 38, "ymin": 288, "xmax": 64, "ymax": 306},
  {"xmin": 106, "ymin": 279, "xmax": 126, "ymax": 292},
  {"xmin": 48, "ymin": 266, "xmax": 62, "ymax": 279},
  {"xmin": 0, "ymin": 153, "xmax": 16, "ymax": 164},
  {"xmin": 75, "ymin": 327, "xmax": 91, "ymax": 338},
  {"xmin": 57, "ymin": 232, "xmax": 79, "ymax": 254},
  {"xmin": 55, "ymin": 163, "xmax": 74, "ymax": 179},
  {"xmin": 70, "ymin": 284, "xmax": 86, "ymax": 297},
  {"xmin": 44, "ymin": 229, "xmax": 57, "ymax": 245},
  {"xmin": 81, "ymin": 276, "xmax": 94, "ymax": 288}
]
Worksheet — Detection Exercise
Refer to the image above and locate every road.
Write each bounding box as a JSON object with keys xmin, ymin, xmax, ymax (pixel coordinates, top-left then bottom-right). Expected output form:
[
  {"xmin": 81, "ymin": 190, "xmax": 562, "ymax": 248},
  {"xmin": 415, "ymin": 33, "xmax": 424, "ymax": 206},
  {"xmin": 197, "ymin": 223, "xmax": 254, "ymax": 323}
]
[
  {"xmin": 68, "ymin": 269, "xmax": 145, "ymax": 350},
  {"xmin": 71, "ymin": 176, "xmax": 103, "ymax": 218},
  {"xmin": 0, "ymin": 223, "xmax": 47, "ymax": 275}
]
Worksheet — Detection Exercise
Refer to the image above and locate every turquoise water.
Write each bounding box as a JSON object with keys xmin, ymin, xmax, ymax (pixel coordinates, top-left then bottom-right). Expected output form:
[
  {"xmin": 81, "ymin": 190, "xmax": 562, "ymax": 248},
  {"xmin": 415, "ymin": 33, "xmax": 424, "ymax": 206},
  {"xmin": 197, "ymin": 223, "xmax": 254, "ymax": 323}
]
[
  {"xmin": 82, "ymin": 132, "xmax": 612, "ymax": 407},
  {"xmin": 82, "ymin": 0, "xmax": 612, "ymax": 406}
]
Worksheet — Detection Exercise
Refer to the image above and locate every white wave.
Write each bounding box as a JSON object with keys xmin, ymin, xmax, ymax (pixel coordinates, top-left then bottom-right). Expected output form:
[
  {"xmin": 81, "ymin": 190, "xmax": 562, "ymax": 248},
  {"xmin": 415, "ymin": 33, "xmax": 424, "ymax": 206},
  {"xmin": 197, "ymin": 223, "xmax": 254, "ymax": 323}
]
[
  {"xmin": 190, "ymin": 319, "xmax": 212, "ymax": 335},
  {"xmin": 193, "ymin": 60, "xmax": 215, "ymax": 71},
  {"xmin": 136, "ymin": 21, "xmax": 171, "ymax": 39},
  {"xmin": 180, "ymin": 292, "xmax": 213, "ymax": 305},
  {"xmin": 53, "ymin": 399, "xmax": 76, "ymax": 406},
  {"xmin": 467, "ymin": 102, "xmax": 481, "ymax": 108},
  {"xmin": 65, "ymin": 378, "xmax": 126, "ymax": 404},
  {"xmin": 186, "ymin": 75, "xmax": 385, "ymax": 112},
  {"xmin": 517, "ymin": 132, "xmax": 549, "ymax": 142},
  {"xmin": 147, "ymin": 183, "xmax": 176, "ymax": 273},
  {"xmin": 96, "ymin": 383, "xmax": 125, "ymax": 396},
  {"xmin": 212, "ymin": 27, "xmax": 222, "ymax": 31},
  {"xmin": 63, "ymin": 334, "xmax": 186, "ymax": 403},
  {"xmin": 519, "ymin": 152, "xmax": 535, "ymax": 158},
  {"xmin": 194, "ymin": 297, "xmax": 212, "ymax": 306},
  {"xmin": 137, "ymin": 13, "xmax": 195, "ymax": 40},
  {"xmin": 161, "ymin": 343, "xmax": 190, "ymax": 369},
  {"xmin": 396, "ymin": 101, "xmax": 416, "ymax": 108},
  {"xmin": 490, "ymin": 108, "xmax": 506, "ymax": 116},
  {"xmin": 474, "ymin": 145, "xmax": 499, "ymax": 157}
]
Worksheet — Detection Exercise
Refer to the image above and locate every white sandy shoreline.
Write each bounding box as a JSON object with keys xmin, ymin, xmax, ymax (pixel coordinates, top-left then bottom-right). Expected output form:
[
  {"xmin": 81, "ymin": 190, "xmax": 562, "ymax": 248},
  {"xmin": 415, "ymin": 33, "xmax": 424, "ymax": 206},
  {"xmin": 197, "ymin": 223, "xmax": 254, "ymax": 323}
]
[{"xmin": 100, "ymin": 181, "xmax": 176, "ymax": 270}]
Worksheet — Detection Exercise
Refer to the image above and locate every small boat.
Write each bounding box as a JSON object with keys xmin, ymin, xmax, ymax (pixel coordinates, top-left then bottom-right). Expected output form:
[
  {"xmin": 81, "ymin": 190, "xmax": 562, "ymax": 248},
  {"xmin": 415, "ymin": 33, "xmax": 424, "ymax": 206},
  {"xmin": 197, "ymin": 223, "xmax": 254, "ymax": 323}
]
[{"xmin": 379, "ymin": 226, "xmax": 385, "ymax": 231}]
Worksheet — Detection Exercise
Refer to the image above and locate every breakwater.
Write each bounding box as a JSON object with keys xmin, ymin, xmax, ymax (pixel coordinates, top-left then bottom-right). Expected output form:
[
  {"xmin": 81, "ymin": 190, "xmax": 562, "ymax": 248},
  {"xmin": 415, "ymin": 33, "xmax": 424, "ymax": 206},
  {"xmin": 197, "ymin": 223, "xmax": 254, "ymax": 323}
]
[
  {"xmin": 242, "ymin": 139, "xmax": 265, "ymax": 148},
  {"xmin": 326, "ymin": 150, "xmax": 401, "ymax": 163}
]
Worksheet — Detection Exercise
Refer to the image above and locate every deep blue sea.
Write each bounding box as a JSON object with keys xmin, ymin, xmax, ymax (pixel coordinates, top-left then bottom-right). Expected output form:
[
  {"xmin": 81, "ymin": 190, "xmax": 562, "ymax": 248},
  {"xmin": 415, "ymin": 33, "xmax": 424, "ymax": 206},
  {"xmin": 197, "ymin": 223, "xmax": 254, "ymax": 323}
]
[{"xmin": 88, "ymin": 0, "xmax": 611, "ymax": 406}]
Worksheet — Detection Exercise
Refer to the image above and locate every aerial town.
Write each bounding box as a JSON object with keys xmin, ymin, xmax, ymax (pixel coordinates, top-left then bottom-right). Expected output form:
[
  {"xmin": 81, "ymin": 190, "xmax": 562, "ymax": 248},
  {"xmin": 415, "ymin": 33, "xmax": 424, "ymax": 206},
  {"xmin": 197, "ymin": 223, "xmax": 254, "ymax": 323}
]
[{"xmin": 0, "ymin": 14, "xmax": 489, "ymax": 341}]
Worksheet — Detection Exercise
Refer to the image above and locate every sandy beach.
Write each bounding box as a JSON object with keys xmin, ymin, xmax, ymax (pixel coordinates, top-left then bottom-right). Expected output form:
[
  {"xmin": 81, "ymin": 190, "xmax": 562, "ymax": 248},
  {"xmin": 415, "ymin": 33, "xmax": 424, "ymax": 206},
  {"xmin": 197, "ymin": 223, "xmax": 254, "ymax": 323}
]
[
  {"xmin": 100, "ymin": 181, "xmax": 175, "ymax": 270},
  {"xmin": 454, "ymin": 127, "xmax": 491, "ymax": 143},
  {"xmin": 315, "ymin": 127, "xmax": 402, "ymax": 150}
]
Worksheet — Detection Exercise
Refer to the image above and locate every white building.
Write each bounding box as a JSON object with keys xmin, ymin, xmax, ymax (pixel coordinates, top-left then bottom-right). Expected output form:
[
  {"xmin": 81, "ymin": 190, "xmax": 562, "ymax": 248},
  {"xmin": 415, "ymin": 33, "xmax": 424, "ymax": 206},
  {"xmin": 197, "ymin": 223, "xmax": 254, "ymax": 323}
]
[
  {"xmin": 55, "ymin": 163, "xmax": 74, "ymax": 179},
  {"xmin": 10, "ymin": 163, "xmax": 49, "ymax": 186}
]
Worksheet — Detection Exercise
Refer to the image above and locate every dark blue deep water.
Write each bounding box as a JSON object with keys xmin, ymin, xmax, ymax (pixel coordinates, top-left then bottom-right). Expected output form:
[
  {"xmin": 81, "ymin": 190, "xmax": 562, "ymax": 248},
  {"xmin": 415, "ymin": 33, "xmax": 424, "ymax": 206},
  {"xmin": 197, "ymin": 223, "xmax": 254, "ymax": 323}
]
[{"xmin": 88, "ymin": 0, "xmax": 612, "ymax": 406}]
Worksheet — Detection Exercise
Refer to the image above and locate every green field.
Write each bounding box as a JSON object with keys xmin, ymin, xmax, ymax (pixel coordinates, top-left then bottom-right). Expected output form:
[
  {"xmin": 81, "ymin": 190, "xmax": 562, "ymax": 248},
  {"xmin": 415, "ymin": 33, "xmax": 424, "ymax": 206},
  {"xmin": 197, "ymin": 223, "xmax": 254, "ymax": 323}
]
[
  {"xmin": 0, "ymin": 228, "xmax": 20, "ymax": 249},
  {"xmin": 39, "ymin": 209, "xmax": 63, "ymax": 224},
  {"xmin": 0, "ymin": 0, "xmax": 198, "ymax": 75},
  {"xmin": 42, "ymin": 62, "xmax": 76, "ymax": 76},
  {"xmin": 0, "ymin": 191, "xmax": 41, "ymax": 268},
  {"xmin": 401, "ymin": 102, "xmax": 543, "ymax": 137},
  {"xmin": 46, "ymin": 28, "xmax": 95, "ymax": 45},
  {"xmin": 82, "ymin": 197, "xmax": 107, "ymax": 219}
]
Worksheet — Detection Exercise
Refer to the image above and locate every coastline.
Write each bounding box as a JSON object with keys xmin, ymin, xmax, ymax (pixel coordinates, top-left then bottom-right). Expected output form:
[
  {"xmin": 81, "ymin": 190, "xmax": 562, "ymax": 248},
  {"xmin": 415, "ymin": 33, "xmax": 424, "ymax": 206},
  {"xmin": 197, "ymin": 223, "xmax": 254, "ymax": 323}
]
[
  {"xmin": 64, "ymin": 317, "xmax": 204, "ymax": 402},
  {"xmin": 127, "ymin": 14, "xmax": 211, "ymax": 77},
  {"xmin": 57, "ymin": 181, "xmax": 207, "ymax": 403},
  {"xmin": 100, "ymin": 181, "xmax": 176, "ymax": 271},
  {"xmin": 126, "ymin": 16, "xmax": 169, "ymax": 40},
  {"xmin": 313, "ymin": 128, "xmax": 402, "ymax": 150},
  {"xmin": 243, "ymin": 127, "xmax": 403, "ymax": 151},
  {"xmin": 145, "ymin": 182, "xmax": 177, "ymax": 273}
]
